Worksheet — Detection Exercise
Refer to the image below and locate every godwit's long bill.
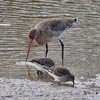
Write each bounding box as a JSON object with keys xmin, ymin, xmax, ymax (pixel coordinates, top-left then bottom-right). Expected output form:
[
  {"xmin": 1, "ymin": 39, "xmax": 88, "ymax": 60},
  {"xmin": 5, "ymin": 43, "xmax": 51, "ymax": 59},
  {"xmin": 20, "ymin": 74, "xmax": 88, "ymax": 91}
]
[{"xmin": 25, "ymin": 18, "xmax": 77, "ymax": 66}]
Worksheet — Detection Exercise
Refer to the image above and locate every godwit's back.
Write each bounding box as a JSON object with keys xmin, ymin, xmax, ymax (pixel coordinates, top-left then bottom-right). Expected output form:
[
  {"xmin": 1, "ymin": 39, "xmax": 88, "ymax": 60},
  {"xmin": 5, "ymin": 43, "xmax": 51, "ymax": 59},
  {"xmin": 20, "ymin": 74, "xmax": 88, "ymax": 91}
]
[{"xmin": 33, "ymin": 18, "xmax": 77, "ymax": 44}]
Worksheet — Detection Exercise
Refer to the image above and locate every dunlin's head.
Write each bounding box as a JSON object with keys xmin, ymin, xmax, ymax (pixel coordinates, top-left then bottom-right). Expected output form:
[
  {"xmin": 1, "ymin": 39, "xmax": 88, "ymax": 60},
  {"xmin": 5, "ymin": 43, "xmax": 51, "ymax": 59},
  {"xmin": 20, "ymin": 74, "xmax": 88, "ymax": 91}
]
[{"xmin": 69, "ymin": 74, "xmax": 75, "ymax": 86}]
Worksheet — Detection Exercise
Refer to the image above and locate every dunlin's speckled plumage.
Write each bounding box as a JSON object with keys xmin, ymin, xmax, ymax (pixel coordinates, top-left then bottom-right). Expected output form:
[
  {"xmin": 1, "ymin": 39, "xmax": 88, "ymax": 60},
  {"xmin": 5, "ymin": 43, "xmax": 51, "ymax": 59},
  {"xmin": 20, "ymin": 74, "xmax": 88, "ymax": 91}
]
[
  {"xmin": 44, "ymin": 67, "xmax": 75, "ymax": 86},
  {"xmin": 26, "ymin": 18, "xmax": 77, "ymax": 67},
  {"xmin": 16, "ymin": 58, "xmax": 55, "ymax": 79},
  {"xmin": 30, "ymin": 58, "xmax": 55, "ymax": 77}
]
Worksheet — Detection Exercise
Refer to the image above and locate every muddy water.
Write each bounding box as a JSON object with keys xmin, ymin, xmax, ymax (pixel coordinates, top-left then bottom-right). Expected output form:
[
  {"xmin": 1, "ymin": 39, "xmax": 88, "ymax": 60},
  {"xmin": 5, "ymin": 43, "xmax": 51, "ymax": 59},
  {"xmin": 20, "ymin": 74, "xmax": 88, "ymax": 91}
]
[{"xmin": 0, "ymin": 0, "xmax": 100, "ymax": 80}]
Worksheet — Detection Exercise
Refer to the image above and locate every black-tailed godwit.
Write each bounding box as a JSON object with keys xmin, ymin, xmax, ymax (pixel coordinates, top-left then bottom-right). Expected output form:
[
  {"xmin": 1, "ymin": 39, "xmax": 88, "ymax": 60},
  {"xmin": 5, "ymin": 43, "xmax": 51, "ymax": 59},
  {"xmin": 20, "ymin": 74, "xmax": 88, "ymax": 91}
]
[{"xmin": 26, "ymin": 18, "xmax": 77, "ymax": 66}]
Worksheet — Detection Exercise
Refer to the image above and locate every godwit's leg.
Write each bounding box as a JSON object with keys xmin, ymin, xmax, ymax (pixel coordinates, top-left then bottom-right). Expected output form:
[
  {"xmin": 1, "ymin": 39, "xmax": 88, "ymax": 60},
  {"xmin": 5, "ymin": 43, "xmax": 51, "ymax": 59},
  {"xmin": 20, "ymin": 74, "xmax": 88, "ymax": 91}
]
[
  {"xmin": 59, "ymin": 39, "xmax": 64, "ymax": 67},
  {"xmin": 45, "ymin": 43, "xmax": 48, "ymax": 57}
]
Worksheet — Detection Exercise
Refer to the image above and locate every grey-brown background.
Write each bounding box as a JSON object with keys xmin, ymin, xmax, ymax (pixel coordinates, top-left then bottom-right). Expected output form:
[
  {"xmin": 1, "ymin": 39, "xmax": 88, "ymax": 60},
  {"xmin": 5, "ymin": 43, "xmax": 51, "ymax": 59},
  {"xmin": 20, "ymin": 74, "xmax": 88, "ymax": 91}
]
[{"xmin": 0, "ymin": 0, "xmax": 100, "ymax": 80}]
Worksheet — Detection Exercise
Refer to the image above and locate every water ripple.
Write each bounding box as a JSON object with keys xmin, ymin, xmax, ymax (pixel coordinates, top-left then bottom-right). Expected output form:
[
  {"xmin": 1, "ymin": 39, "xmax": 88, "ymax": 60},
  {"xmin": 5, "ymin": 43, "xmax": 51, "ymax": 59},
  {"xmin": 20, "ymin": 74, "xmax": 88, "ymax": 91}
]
[{"xmin": 0, "ymin": 0, "xmax": 100, "ymax": 79}]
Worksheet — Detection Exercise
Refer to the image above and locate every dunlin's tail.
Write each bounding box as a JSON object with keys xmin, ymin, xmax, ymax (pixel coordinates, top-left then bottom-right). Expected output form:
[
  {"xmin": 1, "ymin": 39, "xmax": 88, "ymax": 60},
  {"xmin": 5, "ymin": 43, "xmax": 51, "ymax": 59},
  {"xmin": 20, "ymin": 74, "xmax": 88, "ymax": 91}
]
[
  {"xmin": 16, "ymin": 61, "xmax": 40, "ymax": 70},
  {"xmin": 16, "ymin": 61, "xmax": 46, "ymax": 73}
]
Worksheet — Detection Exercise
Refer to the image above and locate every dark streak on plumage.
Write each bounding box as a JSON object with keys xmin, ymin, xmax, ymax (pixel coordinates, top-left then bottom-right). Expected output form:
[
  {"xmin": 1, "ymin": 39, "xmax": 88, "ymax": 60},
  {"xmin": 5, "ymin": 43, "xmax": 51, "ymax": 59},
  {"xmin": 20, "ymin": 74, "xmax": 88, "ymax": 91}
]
[{"xmin": 30, "ymin": 58, "xmax": 55, "ymax": 68}]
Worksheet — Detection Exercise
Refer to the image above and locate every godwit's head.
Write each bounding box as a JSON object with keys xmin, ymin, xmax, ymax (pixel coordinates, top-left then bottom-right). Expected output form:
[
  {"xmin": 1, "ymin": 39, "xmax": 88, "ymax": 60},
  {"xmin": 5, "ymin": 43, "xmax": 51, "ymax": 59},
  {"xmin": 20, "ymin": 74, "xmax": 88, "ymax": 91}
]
[
  {"xmin": 25, "ymin": 29, "xmax": 39, "ymax": 61},
  {"xmin": 29, "ymin": 29, "xmax": 39, "ymax": 40}
]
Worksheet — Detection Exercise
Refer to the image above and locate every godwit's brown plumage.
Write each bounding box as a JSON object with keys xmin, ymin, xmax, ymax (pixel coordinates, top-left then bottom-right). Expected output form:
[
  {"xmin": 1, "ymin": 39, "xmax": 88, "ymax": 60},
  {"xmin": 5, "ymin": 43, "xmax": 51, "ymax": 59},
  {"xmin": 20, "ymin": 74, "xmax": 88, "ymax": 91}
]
[{"xmin": 26, "ymin": 18, "xmax": 77, "ymax": 66}]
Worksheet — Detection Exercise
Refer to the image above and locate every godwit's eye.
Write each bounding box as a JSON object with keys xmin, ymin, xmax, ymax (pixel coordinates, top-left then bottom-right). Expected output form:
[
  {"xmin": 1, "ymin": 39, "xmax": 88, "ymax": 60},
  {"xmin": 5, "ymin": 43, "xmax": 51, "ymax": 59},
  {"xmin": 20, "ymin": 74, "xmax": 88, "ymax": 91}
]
[{"xmin": 29, "ymin": 33, "xmax": 34, "ymax": 39}]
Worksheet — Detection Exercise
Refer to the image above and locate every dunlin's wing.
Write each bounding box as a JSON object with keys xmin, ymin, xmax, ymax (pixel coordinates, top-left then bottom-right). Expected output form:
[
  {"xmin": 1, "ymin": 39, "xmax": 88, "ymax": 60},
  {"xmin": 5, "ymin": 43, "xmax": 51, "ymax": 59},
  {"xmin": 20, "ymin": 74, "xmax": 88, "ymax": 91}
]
[
  {"xmin": 53, "ymin": 67, "xmax": 70, "ymax": 76},
  {"xmin": 30, "ymin": 58, "xmax": 55, "ymax": 68},
  {"xmin": 43, "ymin": 67, "xmax": 60, "ymax": 81}
]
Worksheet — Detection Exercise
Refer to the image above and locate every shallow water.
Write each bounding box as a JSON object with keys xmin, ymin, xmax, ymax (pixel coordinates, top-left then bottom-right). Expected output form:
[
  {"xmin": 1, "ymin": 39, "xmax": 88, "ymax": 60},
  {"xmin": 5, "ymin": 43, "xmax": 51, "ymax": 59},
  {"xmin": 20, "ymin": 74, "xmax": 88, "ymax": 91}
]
[{"xmin": 0, "ymin": 0, "xmax": 100, "ymax": 80}]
